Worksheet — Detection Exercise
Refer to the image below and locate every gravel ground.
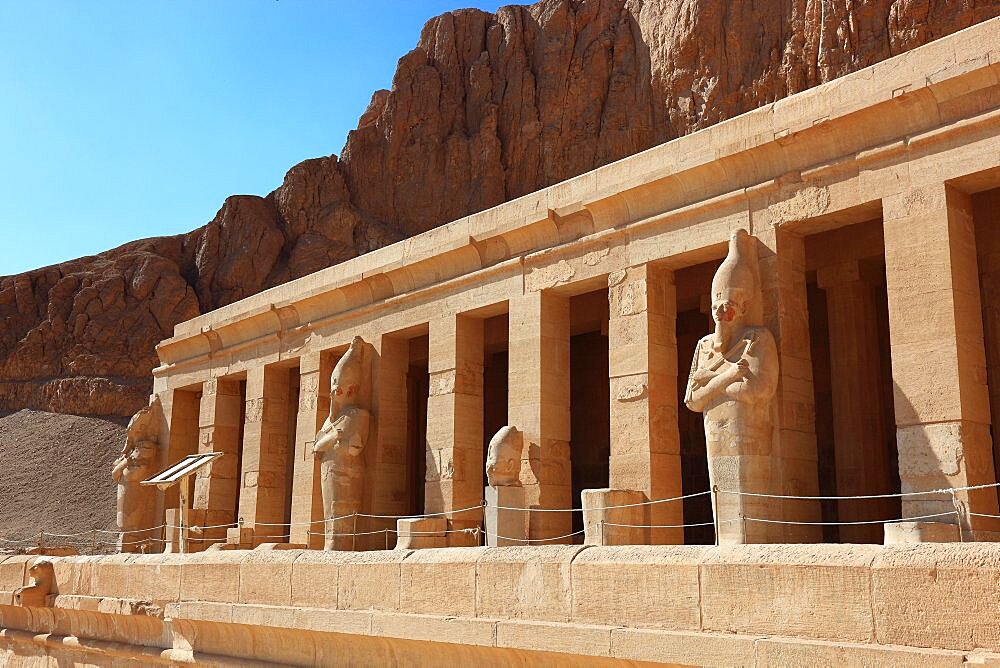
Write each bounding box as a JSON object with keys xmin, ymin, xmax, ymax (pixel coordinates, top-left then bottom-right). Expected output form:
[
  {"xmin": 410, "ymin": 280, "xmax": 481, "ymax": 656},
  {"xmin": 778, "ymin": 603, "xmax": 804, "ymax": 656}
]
[{"xmin": 0, "ymin": 409, "xmax": 125, "ymax": 549}]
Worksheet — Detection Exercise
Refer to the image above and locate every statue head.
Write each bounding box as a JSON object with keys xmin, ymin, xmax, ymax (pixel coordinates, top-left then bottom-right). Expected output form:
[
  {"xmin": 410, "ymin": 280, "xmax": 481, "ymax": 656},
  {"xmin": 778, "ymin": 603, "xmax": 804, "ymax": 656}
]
[
  {"xmin": 130, "ymin": 439, "xmax": 158, "ymax": 468},
  {"xmin": 331, "ymin": 336, "xmax": 365, "ymax": 409},
  {"xmin": 710, "ymin": 230, "xmax": 760, "ymax": 335},
  {"xmin": 486, "ymin": 426, "xmax": 523, "ymax": 487},
  {"xmin": 26, "ymin": 559, "xmax": 54, "ymax": 584},
  {"xmin": 126, "ymin": 395, "xmax": 162, "ymax": 448}
]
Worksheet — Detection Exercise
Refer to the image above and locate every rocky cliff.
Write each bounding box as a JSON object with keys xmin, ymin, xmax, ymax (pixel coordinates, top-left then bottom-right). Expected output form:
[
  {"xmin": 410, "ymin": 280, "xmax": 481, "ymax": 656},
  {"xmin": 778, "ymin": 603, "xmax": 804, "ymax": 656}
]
[{"xmin": 3, "ymin": 0, "xmax": 998, "ymax": 417}]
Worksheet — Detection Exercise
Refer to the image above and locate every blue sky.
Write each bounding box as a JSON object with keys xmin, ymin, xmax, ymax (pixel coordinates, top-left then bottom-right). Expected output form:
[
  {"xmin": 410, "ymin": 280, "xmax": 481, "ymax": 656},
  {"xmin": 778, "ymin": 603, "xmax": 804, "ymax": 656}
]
[{"xmin": 0, "ymin": 1, "xmax": 502, "ymax": 276}]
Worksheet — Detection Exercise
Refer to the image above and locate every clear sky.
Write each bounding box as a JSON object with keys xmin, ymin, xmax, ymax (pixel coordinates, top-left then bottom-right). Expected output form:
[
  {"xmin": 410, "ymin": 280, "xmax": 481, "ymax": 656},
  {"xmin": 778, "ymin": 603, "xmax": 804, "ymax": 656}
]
[{"xmin": 0, "ymin": 1, "xmax": 502, "ymax": 276}]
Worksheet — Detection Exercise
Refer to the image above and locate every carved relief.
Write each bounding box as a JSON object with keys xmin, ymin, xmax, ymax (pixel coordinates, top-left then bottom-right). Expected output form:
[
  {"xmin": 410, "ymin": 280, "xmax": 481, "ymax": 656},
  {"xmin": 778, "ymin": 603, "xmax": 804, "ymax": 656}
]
[
  {"xmin": 525, "ymin": 260, "xmax": 575, "ymax": 292},
  {"xmin": 684, "ymin": 230, "xmax": 779, "ymax": 544},
  {"xmin": 112, "ymin": 396, "xmax": 163, "ymax": 553},
  {"xmin": 314, "ymin": 336, "xmax": 372, "ymax": 550},
  {"xmin": 768, "ymin": 185, "xmax": 830, "ymax": 226},
  {"xmin": 244, "ymin": 398, "xmax": 265, "ymax": 423}
]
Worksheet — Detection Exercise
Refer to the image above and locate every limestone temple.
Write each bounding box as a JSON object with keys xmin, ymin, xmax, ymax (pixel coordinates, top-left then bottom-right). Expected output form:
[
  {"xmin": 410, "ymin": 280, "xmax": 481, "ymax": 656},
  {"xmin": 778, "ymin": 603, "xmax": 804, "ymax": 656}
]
[{"xmin": 3, "ymin": 17, "xmax": 1000, "ymax": 666}]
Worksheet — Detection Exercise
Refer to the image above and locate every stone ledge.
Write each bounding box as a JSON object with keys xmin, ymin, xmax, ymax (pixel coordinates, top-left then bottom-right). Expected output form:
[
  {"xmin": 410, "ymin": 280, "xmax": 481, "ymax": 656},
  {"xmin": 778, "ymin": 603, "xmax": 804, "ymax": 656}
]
[
  {"xmin": 3, "ymin": 603, "xmax": 998, "ymax": 668},
  {"xmin": 4, "ymin": 542, "xmax": 1000, "ymax": 659}
]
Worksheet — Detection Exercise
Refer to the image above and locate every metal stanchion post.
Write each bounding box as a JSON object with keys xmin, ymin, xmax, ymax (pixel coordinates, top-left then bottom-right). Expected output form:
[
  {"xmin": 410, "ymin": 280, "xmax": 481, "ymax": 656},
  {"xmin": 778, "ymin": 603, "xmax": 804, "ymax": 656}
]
[
  {"xmin": 950, "ymin": 490, "xmax": 966, "ymax": 543},
  {"xmin": 711, "ymin": 485, "xmax": 720, "ymax": 546}
]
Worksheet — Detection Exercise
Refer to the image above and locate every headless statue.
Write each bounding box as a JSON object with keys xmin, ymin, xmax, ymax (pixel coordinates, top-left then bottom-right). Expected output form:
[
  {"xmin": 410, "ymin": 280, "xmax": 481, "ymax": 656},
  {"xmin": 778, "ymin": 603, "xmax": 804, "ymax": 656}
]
[
  {"xmin": 112, "ymin": 397, "xmax": 162, "ymax": 553},
  {"xmin": 14, "ymin": 559, "xmax": 54, "ymax": 607},
  {"xmin": 314, "ymin": 336, "xmax": 371, "ymax": 550},
  {"xmin": 684, "ymin": 230, "xmax": 779, "ymax": 544}
]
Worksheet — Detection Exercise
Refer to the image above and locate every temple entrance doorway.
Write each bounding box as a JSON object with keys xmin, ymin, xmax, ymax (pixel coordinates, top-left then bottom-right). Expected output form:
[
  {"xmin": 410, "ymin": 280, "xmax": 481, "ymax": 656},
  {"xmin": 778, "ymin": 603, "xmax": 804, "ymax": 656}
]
[
  {"xmin": 482, "ymin": 313, "xmax": 510, "ymax": 477},
  {"xmin": 282, "ymin": 367, "xmax": 300, "ymax": 536},
  {"xmin": 406, "ymin": 335, "xmax": 430, "ymax": 522},
  {"xmin": 233, "ymin": 379, "xmax": 246, "ymax": 533},
  {"xmin": 974, "ymin": 186, "xmax": 1000, "ymax": 493},
  {"xmin": 569, "ymin": 289, "xmax": 610, "ymax": 539},
  {"xmin": 805, "ymin": 218, "xmax": 900, "ymax": 543},
  {"xmin": 675, "ymin": 259, "xmax": 722, "ymax": 545}
]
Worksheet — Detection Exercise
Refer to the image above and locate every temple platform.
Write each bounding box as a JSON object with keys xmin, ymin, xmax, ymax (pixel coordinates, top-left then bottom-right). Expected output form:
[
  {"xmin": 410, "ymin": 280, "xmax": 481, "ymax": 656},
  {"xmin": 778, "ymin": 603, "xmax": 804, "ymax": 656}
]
[{"xmin": 3, "ymin": 543, "xmax": 1000, "ymax": 666}]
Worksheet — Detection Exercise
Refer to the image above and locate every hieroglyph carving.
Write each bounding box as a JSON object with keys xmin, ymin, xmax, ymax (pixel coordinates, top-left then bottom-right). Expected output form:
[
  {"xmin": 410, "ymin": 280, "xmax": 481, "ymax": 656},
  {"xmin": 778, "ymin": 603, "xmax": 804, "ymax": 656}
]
[
  {"xmin": 684, "ymin": 230, "xmax": 779, "ymax": 543},
  {"xmin": 112, "ymin": 396, "xmax": 162, "ymax": 553},
  {"xmin": 314, "ymin": 336, "xmax": 371, "ymax": 550},
  {"xmin": 485, "ymin": 426, "xmax": 523, "ymax": 487}
]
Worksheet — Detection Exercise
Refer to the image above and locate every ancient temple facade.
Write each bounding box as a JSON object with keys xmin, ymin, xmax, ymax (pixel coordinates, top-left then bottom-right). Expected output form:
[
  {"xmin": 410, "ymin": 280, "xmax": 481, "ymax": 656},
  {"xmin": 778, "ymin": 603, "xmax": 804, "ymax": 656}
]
[
  {"xmin": 3, "ymin": 18, "xmax": 1000, "ymax": 666},
  {"xmin": 150, "ymin": 17, "xmax": 1000, "ymax": 552}
]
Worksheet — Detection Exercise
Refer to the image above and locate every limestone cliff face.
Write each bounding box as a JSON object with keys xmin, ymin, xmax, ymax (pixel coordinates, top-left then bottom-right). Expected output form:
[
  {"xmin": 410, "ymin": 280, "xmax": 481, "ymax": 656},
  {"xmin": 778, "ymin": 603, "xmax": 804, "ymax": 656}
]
[{"xmin": 2, "ymin": 0, "xmax": 997, "ymax": 416}]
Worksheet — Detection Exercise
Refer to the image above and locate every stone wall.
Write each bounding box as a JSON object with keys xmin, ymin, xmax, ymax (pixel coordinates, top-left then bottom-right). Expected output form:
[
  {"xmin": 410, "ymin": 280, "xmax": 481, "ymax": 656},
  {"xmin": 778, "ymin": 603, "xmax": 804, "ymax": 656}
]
[{"xmin": 2, "ymin": 544, "xmax": 1000, "ymax": 665}]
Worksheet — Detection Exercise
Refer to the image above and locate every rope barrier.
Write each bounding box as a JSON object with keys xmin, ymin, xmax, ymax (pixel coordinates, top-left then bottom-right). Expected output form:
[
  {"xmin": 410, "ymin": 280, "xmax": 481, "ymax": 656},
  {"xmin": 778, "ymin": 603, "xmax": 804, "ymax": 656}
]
[
  {"xmin": 489, "ymin": 490, "xmax": 711, "ymax": 513},
  {"xmin": 252, "ymin": 503, "xmax": 487, "ymax": 528},
  {"xmin": 739, "ymin": 510, "xmax": 960, "ymax": 526},
  {"xmin": 491, "ymin": 529, "xmax": 586, "ymax": 544},
  {"xmin": 5, "ymin": 481, "xmax": 1000, "ymax": 553},
  {"xmin": 715, "ymin": 481, "xmax": 1000, "ymax": 501},
  {"xmin": 603, "ymin": 520, "xmax": 718, "ymax": 529}
]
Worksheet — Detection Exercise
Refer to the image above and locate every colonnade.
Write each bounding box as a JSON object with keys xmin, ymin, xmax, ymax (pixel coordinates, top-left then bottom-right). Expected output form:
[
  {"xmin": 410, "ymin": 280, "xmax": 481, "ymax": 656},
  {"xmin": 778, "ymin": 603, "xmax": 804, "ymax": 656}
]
[{"xmin": 153, "ymin": 180, "xmax": 1000, "ymax": 550}]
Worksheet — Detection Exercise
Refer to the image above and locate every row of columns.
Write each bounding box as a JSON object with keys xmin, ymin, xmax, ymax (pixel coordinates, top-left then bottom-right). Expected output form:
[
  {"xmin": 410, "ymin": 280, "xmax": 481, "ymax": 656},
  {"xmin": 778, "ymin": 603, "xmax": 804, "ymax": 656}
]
[{"xmin": 161, "ymin": 182, "xmax": 1000, "ymax": 548}]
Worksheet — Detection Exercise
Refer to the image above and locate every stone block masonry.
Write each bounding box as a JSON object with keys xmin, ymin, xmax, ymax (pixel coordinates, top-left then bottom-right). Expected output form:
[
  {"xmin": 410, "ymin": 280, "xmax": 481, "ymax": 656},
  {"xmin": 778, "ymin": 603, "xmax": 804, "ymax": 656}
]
[{"xmin": 2, "ymin": 544, "xmax": 1000, "ymax": 665}]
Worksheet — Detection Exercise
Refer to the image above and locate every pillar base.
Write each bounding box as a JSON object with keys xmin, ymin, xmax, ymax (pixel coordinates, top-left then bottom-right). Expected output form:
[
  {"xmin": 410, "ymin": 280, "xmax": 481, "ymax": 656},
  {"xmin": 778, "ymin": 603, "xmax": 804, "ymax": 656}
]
[
  {"xmin": 582, "ymin": 488, "xmax": 647, "ymax": 546},
  {"xmin": 395, "ymin": 518, "xmax": 447, "ymax": 550},
  {"xmin": 226, "ymin": 527, "xmax": 254, "ymax": 549},
  {"xmin": 164, "ymin": 509, "xmax": 181, "ymax": 553},
  {"xmin": 485, "ymin": 486, "xmax": 528, "ymax": 547},
  {"xmin": 884, "ymin": 521, "xmax": 959, "ymax": 544}
]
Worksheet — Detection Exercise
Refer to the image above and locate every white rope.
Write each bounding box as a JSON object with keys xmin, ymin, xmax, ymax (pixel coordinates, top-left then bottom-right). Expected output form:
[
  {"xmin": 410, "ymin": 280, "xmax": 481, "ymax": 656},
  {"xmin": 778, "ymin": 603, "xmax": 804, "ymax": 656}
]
[
  {"xmin": 253, "ymin": 502, "xmax": 486, "ymax": 528},
  {"xmin": 490, "ymin": 489, "xmax": 711, "ymax": 513},
  {"xmin": 353, "ymin": 503, "xmax": 486, "ymax": 521},
  {"xmin": 6, "ymin": 482, "xmax": 999, "ymax": 552},
  {"xmin": 716, "ymin": 481, "xmax": 1000, "ymax": 501},
  {"xmin": 603, "ymin": 520, "xmax": 717, "ymax": 529},
  {"xmin": 740, "ymin": 510, "xmax": 959, "ymax": 526},
  {"xmin": 491, "ymin": 529, "xmax": 585, "ymax": 544}
]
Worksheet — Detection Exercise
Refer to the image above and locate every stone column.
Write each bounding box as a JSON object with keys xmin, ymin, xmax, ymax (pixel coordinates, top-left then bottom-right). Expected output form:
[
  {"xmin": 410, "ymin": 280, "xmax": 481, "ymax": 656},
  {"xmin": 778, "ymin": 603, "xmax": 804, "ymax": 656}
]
[
  {"xmin": 427, "ymin": 315, "xmax": 485, "ymax": 545},
  {"xmin": 236, "ymin": 364, "xmax": 292, "ymax": 545},
  {"xmin": 289, "ymin": 352, "xmax": 332, "ymax": 548},
  {"xmin": 817, "ymin": 261, "xmax": 894, "ymax": 542},
  {"xmin": 508, "ymin": 291, "xmax": 572, "ymax": 542},
  {"xmin": 883, "ymin": 183, "xmax": 1000, "ymax": 534},
  {"xmin": 607, "ymin": 264, "xmax": 683, "ymax": 544},
  {"xmin": 755, "ymin": 227, "xmax": 822, "ymax": 542},
  {"xmin": 192, "ymin": 378, "xmax": 243, "ymax": 548}
]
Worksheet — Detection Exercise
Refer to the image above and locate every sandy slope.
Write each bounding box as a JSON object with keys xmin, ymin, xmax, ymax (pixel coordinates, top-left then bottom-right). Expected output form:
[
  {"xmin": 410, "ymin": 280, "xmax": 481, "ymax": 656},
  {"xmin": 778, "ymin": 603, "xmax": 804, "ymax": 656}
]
[{"xmin": 0, "ymin": 409, "xmax": 124, "ymax": 550}]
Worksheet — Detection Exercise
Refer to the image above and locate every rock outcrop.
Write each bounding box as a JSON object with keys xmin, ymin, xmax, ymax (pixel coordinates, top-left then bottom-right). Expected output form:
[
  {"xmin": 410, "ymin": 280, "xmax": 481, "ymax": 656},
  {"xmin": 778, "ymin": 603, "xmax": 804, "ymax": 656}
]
[{"xmin": 3, "ymin": 0, "xmax": 998, "ymax": 417}]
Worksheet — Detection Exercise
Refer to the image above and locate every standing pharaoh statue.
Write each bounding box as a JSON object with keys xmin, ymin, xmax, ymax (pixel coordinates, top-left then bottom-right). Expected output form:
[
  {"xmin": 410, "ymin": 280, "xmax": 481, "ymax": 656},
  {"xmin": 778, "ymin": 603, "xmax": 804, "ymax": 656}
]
[
  {"xmin": 684, "ymin": 229, "xmax": 779, "ymax": 544},
  {"xmin": 314, "ymin": 336, "xmax": 371, "ymax": 550},
  {"xmin": 112, "ymin": 396, "xmax": 163, "ymax": 553}
]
